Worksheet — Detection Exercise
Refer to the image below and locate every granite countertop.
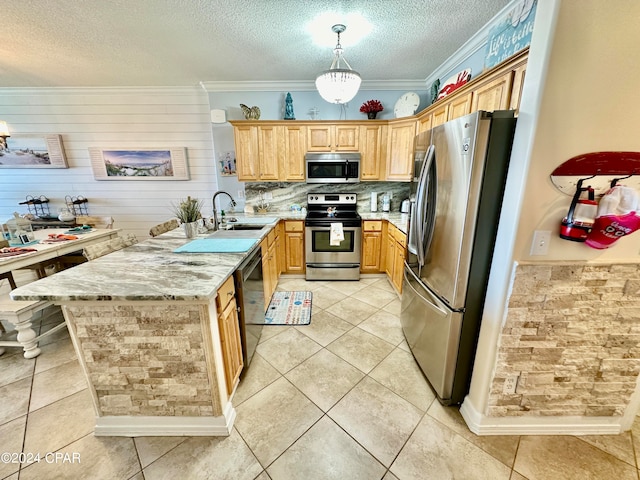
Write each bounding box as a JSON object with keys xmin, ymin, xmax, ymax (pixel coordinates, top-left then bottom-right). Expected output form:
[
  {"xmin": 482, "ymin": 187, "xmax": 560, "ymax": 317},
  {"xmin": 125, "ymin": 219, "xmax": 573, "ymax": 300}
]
[
  {"xmin": 11, "ymin": 218, "xmax": 278, "ymax": 303},
  {"xmin": 10, "ymin": 212, "xmax": 407, "ymax": 303}
]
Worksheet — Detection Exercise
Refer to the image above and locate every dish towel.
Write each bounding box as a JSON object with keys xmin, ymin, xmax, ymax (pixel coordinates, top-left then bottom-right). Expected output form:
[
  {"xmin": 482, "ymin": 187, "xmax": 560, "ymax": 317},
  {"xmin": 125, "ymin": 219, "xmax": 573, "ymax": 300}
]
[{"xmin": 330, "ymin": 222, "xmax": 344, "ymax": 246}]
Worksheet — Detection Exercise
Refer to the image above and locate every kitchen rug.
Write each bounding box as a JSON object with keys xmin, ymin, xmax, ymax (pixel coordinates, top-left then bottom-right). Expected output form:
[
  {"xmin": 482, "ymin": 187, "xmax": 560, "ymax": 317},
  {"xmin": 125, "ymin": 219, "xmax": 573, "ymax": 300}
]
[{"xmin": 261, "ymin": 291, "xmax": 312, "ymax": 325}]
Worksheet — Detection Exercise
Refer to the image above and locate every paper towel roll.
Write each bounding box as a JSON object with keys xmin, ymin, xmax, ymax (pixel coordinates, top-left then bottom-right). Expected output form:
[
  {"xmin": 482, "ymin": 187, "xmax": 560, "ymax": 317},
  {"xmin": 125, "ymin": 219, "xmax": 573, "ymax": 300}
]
[{"xmin": 371, "ymin": 192, "xmax": 378, "ymax": 212}]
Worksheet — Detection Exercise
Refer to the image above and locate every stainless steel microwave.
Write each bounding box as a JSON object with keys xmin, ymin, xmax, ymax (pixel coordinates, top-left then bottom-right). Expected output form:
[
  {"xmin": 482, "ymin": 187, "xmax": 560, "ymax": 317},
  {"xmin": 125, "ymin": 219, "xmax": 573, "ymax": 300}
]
[{"xmin": 305, "ymin": 153, "xmax": 360, "ymax": 183}]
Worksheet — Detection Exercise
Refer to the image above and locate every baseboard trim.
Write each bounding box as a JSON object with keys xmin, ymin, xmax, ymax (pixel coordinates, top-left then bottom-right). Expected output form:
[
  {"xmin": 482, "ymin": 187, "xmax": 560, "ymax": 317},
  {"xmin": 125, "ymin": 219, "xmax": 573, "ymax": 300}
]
[
  {"xmin": 94, "ymin": 403, "xmax": 236, "ymax": 437},
  {"xmin": 460, "ymin": 399, "xmax": 624, "ymax": 436}
]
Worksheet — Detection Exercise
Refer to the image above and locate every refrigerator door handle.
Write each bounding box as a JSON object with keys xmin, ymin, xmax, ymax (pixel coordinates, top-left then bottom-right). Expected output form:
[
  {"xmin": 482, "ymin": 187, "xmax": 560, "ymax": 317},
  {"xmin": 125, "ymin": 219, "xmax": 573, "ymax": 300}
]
[
  {"xmin": 404, "ymin": 262, "xmax": 449, "ymax": 316},
  {"xmin": 408, "ymin": 145, "xmax": 435, "ymax": 267}
]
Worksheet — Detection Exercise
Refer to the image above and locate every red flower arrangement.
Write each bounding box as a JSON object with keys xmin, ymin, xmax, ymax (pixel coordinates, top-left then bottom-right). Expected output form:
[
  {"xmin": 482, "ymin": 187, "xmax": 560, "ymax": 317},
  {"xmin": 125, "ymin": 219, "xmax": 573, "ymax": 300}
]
[{"xmin": 360, "ymin": 99, "xmax": 384, "ymax": 114}]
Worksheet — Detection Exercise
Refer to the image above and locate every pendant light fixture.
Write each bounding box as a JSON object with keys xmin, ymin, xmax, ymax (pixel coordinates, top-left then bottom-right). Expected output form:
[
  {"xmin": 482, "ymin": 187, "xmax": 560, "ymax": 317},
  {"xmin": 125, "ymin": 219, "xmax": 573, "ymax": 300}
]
[{"xmin": 315, "ymin": 24, "xmax": 361, "ymax": 105}]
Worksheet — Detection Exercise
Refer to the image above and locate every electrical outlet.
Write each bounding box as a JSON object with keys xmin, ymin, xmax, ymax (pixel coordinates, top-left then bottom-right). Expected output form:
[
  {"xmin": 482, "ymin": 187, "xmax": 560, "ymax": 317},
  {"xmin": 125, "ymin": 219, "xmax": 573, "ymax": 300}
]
[
  {"xmin": 530, "ymin": 230, "xmax": 551, "ymax": 256},
  {"xmin": 263, "ymin": 191, "xmax": 273, "ymax": 200},
  {"xmin": 237, "ymin": 190, "xmax": 244, "ymax": 199},
  {"xmin": 503, "ymin": 375, "xmax": 519, "ymax": 395}
]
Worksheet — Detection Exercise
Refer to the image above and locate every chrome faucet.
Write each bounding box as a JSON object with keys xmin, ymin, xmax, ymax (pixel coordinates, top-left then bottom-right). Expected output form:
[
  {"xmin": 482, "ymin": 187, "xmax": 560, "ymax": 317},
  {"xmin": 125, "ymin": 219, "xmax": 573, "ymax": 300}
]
[{"xmin": 211, "ymin": 191, "xmax": 236, "ymax": 230}]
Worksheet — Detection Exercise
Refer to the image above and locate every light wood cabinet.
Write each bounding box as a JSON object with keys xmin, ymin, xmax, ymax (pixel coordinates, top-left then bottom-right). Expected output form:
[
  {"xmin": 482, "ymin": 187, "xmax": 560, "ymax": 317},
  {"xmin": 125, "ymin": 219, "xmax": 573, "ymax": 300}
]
[
  {"xmin": 281, "ymin": 125, "xmax": 306, "ymax": 181},
  {"xmin": 431, "ymin": 103, "xmax": 449, "ymax": 127},
  {"xmin": 261, "ymin": 227, "xmax": 281, "ymax": 309},
  {"xmin": 307, "ymin": 124, "xmax": 359, "ymax": 151},
  {"xmin": 386, "ymin": 120, "xmax": 416, "ymax": 181},
  {"xmin": 470, "ymin": 71, "xmax": 514, "ymax": 113},
  {"xmin": 257, "ymin": 125, "xmax": 280, "ymax": 181},
  {"xmin": 233, "ymin": 125, "xmax": 259, "ymax": 181},
  {"xmin": 509, "ymin": 61, "xmax": 527, "ymax": 114},
  {"xmin": 361, "ymin": 220, "xmax": 385, "ymax": 273},
  {"xmin": 447, "ymin": 92, "xmax": 473, "ymax": 121},
  {"xmin": 385, "ymin": 222, "xmax": 406, "ymax": 294},
  {"xmin": 359, "ymin": 124, "xmax": 386, "ymax": 180},
  {"xmin": 216, "ymin": 275, "xmax": 243, "ymax": 395},
  {"xmin": 233, "ymin": 124, "xmax": 280, "ymax": 181},
  {"xmin": 283, "ymin": 220, "xmax": 305, "ymax": 273}
]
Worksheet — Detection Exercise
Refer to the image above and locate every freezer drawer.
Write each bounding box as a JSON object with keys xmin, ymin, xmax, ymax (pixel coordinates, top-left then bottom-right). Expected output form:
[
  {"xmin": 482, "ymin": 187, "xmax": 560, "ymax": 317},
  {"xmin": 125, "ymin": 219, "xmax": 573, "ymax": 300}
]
[{"xmin": 401, "ymin": 266, "xmax": 463, "ymax": 403}]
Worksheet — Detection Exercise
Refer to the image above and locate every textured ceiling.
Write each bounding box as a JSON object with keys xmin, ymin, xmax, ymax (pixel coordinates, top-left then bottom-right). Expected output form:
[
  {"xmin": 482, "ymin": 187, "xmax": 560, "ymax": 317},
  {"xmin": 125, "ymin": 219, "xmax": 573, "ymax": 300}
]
[{"xmin": 1, "ymin": 0, "xmax": 510, "ymax": 88}]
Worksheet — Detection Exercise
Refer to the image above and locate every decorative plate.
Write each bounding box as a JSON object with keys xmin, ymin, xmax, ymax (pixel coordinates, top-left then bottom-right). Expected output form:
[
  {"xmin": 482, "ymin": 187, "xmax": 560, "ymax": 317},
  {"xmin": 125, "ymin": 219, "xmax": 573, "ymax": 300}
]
[{"xmin": 437, "ymin": 68, "xmax": 472, "ymax": 100}]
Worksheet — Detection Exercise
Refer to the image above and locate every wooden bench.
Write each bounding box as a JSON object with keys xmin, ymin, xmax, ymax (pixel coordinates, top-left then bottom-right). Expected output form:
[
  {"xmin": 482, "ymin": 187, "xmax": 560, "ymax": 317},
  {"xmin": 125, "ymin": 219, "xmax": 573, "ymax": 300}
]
[{"xmin": 0, "ymin": 294, "xmax": 64, "ymax": 358}]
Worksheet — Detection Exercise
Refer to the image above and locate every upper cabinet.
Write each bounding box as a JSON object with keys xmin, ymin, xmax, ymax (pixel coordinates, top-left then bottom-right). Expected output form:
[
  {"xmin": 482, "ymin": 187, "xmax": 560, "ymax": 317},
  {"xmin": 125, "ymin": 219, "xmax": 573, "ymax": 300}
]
[
  {"xmin": 307, "ymin": 124, "xmax": 359, "ymax": 152},
  {"xmin": 229, "ymin": 48, "xmax": 528, "ymax": 183},
  {"xmin": 386, "ymin": 119, "xmax": 416, "ymax": 181},
  {"xmin": 359, "ymin": 123, "xmax": 387, "ymax": 181}
]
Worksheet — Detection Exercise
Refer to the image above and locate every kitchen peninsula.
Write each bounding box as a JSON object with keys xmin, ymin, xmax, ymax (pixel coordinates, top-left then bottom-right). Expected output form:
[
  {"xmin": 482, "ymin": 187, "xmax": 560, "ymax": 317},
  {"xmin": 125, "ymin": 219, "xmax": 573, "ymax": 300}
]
[{"xmin": 9, "ymin": 222, "xmax": 278, "ymax": 437}]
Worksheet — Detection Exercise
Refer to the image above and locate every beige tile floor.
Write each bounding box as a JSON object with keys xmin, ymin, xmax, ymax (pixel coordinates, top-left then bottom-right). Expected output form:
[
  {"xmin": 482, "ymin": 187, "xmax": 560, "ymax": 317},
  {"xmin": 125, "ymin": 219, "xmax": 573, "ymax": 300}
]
[{"xmin": 2, "ymin": 275, "xmax": 640, "ymax": 479}]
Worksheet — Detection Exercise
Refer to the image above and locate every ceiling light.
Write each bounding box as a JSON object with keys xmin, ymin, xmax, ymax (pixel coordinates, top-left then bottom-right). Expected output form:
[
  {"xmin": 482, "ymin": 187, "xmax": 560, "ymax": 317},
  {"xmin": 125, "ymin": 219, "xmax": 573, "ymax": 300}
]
[{"xmin": 315, "ymin": 24, "xmax": 362, "ymax": 105}]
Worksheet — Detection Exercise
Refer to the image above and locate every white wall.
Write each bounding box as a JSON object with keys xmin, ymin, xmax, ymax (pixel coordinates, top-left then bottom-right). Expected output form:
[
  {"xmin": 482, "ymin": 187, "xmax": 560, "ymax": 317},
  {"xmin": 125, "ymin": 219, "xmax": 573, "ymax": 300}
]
[
  {"xmin": 0, "ymin": 87, "xmax": 218, "ymax": 239},
  {"xmin": 514, "ymin": 0, "xmax": 640, "ymax": 263}
]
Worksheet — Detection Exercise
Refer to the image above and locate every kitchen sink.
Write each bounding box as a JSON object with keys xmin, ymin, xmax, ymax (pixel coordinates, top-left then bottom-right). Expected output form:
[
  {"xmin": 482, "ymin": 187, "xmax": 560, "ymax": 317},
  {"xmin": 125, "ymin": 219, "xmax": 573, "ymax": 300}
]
[
  {"xmin": 224, "ymin": 224, "xmax": 265, "ymax": 230},
  {"xmin": 207, "ymin": 225, "xmax": 269, "ymax": 239}
]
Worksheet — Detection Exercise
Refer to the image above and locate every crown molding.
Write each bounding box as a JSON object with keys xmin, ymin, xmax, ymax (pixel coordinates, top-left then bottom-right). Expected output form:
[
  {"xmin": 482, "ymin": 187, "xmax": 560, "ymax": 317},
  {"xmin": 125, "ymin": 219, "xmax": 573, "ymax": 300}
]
[
  {"xmin": 200, "ymin": 79, "xmax": 428, "ymax": 93},
  {"xmin": 0, "ymin": 86, "xmax": 203, "ymax": 95},
  {"xmin": 422, "ymin": 0, "xmax": 518, "ymax": 88}
]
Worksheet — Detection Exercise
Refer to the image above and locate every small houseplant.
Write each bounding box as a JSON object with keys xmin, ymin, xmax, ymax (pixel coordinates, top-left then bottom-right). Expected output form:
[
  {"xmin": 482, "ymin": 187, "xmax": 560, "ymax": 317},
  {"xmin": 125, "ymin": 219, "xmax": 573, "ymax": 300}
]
[
  {"xmin": 360, "ymin": 99, "xmax": 384, "ymax": 119},
  {"xmin": 172, "ymin": 196, "xmax": 203, "ymax": 238}
]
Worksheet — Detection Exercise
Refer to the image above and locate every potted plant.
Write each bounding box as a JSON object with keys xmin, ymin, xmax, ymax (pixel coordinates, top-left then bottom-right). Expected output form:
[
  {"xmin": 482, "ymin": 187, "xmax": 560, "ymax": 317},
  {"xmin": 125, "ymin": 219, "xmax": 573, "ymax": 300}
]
[
  {"xmin": 360, "ymin": 99, "xmax": 384, "ymax": 119},
  {"xmin": 172, "ymin": 196, "xmax": 203, "ymax": 238}
]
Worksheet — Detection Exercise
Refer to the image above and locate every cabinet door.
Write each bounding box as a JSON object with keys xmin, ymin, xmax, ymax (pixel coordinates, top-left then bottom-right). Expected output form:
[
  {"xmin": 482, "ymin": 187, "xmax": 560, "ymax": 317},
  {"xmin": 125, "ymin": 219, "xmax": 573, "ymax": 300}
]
[
  {"xmin": 261, "ymin": 239, "xmax": 272, "ymax": 309},
  {"xmin": 361, "ymin": 230, "xmax": 383, "ymax": 272},
  {"xmin": 282, "ymin": 125, "xmax": 306, "ymax": 181},
  {"xmin": 307, "ymin": 125, "xmax": 332, "ymax": 151},
  {"xmin": 417, "ymin": 113, "xmax": 432, "ymax": 134},
  {"xmin": 285, "ymin": 231, "xmax": 305, "ymax": 273},
  {"xmin": 385, "ymin": 230, "xmax": 395, "ymax": 278},
  {"xmin": 431, "ymin": 103, "xmax": 449, "ymax": 127},
  {"xmin": 471, "ymin": 71, "xmax": 514, "ymax": 113},
  {"xmin": 268, "ymin": 242, "xmax": 278, "ymax": 299},
  {"xmin": 218, "ymin": 297, "xmax": 243, "ymax": 394},
  {"xmin": 386, "ymin": 121, "xmax": 416, "ymax": 181},
  {"xmin": 334, "ymin": 125, "xmax": 359, "ymax": 151},
  {"xmin": 359, "ymin": 124, "xmax": 384, "ymax": 180},
  {"xmin": 447, "ymin": 92, "xmax": 472, "ymax": 121},
  {"xmin": 393, "ymin": 241, "xmax": 405, "ymax": 293},
  {"xmin": 234, "ymin": 125, "xmax": 259, "ymax": 181},
  {"xmin": 257, "ymin": 126, "xmax": 280, "ymax": 181}
]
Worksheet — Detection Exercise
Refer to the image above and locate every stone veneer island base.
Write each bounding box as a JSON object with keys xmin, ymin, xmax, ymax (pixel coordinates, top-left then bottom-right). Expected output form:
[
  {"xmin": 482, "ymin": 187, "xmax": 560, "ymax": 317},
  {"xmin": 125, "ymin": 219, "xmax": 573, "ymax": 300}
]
[
  {"xmin": 9, "ymin": 227, "xmax": 270, "ymax": 436},
  {"xmin": 63, "ymin": 301, "xmax": 234, "ymax": 436}
]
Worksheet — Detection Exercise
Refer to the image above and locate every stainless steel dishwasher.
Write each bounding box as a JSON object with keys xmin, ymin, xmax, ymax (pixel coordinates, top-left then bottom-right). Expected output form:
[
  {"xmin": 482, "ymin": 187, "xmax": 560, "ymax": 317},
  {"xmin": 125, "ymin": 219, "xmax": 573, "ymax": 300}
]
[{"xmin": 234, "ymin": 245, "xmax": 264, "ymax": 372}]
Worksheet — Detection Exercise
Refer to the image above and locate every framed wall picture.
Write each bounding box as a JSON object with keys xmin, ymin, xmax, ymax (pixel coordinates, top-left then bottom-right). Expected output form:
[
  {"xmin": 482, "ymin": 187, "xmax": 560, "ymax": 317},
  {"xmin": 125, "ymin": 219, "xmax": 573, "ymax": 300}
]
[
  {"xmin": 0, "ymin": 134, "xmax": 68, "ymax": 168},
  {"xmin": 218, "ymin": 151, "xmax": 236, "ymax": 176},
  {"xmin": 88, "ymin": 147, "xmax": 189, "ymax": 180}
]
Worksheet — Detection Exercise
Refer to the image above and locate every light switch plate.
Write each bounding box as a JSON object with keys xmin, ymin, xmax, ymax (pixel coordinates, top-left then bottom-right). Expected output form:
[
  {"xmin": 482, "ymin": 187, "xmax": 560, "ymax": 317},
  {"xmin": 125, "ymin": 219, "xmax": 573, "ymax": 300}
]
[{"xmin": 530, "ymin": 230, "xmax": 551, "ymax": 256}]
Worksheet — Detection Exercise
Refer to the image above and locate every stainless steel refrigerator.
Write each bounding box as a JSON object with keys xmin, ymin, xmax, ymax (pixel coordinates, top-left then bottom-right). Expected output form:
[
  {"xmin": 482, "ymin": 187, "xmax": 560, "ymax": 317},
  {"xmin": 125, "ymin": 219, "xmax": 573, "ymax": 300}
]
[{"xmin": 401, "ymin": 110, "xmax": 517, "ymax": 405}]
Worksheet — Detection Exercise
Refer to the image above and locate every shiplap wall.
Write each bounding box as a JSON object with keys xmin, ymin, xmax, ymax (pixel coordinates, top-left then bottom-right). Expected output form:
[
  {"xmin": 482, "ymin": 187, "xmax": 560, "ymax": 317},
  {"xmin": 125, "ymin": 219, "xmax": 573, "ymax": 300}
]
[{"xmin": 0, "ymin": 87, "xmax": 218, "ymax": 239}]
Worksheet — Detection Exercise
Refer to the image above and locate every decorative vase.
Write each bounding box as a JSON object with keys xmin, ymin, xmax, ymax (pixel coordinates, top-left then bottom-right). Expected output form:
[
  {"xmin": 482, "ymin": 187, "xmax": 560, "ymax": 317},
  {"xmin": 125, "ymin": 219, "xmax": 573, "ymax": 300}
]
[
  {"xmin": 182, "ymin": 221, "xmax": 199, "ymax": 238},
  {"xmin": 367, "ymin": 112, "xmax": 378, "ymax": 120}
]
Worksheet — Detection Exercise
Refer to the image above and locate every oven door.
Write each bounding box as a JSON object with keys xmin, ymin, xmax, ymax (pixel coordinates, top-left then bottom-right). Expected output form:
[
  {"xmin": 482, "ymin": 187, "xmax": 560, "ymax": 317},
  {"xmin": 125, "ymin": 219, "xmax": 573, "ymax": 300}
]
[{"xmin": 305, "ymin": 225, "xmax": 362, "ymax": 265}]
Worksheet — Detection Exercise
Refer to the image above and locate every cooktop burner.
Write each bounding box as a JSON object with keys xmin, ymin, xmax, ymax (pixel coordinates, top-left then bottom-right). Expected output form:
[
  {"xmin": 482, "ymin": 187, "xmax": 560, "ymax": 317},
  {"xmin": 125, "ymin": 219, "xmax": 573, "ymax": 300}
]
[{"xmin": 305, "ymin": 193, "xmax": 361, "ymax": 227}]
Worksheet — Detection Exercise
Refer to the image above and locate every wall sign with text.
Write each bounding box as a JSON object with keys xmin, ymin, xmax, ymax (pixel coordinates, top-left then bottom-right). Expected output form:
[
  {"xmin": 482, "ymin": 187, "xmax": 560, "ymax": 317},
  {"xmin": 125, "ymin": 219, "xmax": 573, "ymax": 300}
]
[{"xmin": 484, "ymin": 0, "xmax": 537, "ymax": 70}]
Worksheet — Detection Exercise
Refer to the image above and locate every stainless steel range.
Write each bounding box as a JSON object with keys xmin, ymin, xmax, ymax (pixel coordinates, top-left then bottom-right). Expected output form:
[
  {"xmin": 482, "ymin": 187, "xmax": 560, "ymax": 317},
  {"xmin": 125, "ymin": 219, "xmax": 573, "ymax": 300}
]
[{"xmin": 305, "ymin": 193, "xmax": 362, "ymax": 281}]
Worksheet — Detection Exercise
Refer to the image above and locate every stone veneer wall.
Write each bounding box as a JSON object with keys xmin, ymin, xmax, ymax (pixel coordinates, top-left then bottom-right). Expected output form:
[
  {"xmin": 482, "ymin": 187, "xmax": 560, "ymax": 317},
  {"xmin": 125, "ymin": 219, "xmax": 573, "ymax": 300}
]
[
  {"xmin": 64, "ymin": 304, "xmax": 221, "ymax": 417},
  {"xmin": 489, "ymin": 262, "xmax": 640, "ymax": 417}
]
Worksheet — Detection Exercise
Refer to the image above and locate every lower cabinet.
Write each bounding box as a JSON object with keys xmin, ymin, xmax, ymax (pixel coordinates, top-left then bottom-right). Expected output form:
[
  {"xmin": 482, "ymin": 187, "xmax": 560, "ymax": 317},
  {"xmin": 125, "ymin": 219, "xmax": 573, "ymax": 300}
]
[
  {"xmin": 384, "ymin": 222, "xmax": 406, "ymax": 294},
  {"xmin": 216, "ymin": 275, "xmax": 243, "ymax": 395},
  {"xmin": 283, "ymin": 220, "xmax": 305, "ymax": 273},
  {"xmin": 261, "ymin": 227, "xmax": 280, "ymax": 310},
  {"xmin": 361, "ymin": 220, "xmax": 385, "ymax": 273}
]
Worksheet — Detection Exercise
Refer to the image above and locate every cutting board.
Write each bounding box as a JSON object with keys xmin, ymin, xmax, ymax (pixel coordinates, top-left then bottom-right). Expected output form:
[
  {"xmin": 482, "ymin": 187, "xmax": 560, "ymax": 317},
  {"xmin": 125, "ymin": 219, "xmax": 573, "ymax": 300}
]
[{"xmin": 174, "ymin": 238, "xmax": 258, "ymax": 253}]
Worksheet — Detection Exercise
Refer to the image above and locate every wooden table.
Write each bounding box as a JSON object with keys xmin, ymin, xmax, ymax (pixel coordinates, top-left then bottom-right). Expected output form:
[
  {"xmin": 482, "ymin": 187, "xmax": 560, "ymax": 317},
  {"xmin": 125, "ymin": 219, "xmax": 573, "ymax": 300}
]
[
  {"xmin": 0, "ymin": 228, "xmax": 120, "ymax": 358},
  {"xmin": 0, "ymin": 228, "xmax": 119, "ymax": 275}
]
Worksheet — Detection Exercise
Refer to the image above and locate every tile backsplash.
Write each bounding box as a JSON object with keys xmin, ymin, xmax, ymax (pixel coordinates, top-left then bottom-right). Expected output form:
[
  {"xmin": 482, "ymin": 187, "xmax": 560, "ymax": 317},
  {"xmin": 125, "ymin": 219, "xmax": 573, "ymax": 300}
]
[{"xmin": 244, "ymin": 182, "xmax": 411, "ymax": 214}]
